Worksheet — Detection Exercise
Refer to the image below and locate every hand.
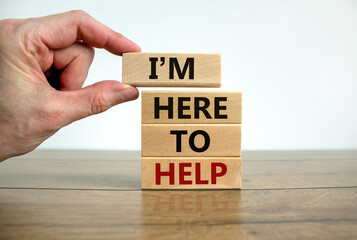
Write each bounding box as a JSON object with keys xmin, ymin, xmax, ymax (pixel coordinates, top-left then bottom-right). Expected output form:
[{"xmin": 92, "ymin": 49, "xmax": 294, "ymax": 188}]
[{"xmin": 0, "ymin": 10, "xmax": 140, "ymax": 161}]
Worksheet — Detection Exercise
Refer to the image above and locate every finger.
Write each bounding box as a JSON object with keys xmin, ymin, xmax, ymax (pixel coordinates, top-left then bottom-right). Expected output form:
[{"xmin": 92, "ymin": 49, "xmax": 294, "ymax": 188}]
[
  {"xmin": 33, "ymin": 10, "xmax": 141, "ymax": 55},
  {"xmin": 54, "ymin": 81, "xmax": 139, "ymax": 126},
  {"xmin": 52, "ymin": 42, "xmax": 94, "ymax": 91}
]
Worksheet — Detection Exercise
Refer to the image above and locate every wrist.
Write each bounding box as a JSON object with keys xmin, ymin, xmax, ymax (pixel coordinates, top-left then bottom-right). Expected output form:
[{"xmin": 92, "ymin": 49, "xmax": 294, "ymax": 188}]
[{"xmin": 0, "ymin": 127, "xmax": 18, "ymax": 161}]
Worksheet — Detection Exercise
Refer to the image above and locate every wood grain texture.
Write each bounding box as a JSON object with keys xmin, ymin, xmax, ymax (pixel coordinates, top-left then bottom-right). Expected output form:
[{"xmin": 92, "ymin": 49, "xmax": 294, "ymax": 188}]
[
  {"xmin": 141, "ymin": 157, "xmax": 241, "ymax": 189},
  {"xmin": 122, "ymin": 53, "xmax": 221, "ymax": 87},
  {"xmin": 141, "ymin": 91, "xmax": 242, "ymax": 124},
  {"xmin": 1, "ymin": 188, "xmax": 356, "ymax": 240},
  {"xmin": 141, "ymin": 124, "xmax": 241, "ymax": 157}
]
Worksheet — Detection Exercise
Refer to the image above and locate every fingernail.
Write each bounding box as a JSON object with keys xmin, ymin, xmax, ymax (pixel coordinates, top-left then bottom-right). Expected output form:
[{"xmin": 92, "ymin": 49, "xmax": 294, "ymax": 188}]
[
  {"xmin": 122, "ymin": 84, "xmax": 135, "ymax": 89},
  {"xmin": 119, "ymin": 86, "xmax": 139, "ymax": 103}
]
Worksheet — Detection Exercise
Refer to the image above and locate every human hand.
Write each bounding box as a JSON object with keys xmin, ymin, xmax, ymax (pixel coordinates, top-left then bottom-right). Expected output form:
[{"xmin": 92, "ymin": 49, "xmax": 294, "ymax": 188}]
[{"xmin": 0, "ymin": 10, "xmax": 140, "ymax": 161}]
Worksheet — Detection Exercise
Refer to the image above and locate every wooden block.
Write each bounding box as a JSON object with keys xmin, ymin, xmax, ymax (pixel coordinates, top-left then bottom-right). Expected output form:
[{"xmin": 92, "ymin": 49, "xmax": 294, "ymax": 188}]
[
  {"xmin": 141, "ymin": 124, "xmax": 241, "ymax": 157},
  {"xmin": 142, "ymin": 91, "xmax": 242, "ymax": 124},
  {"xmin": 141, "ymin": 157, "xmax": 241, "ymax": 189},
  {"xmin": 122, "ymin": 53, "xmax": 221, "ymax": 87}
]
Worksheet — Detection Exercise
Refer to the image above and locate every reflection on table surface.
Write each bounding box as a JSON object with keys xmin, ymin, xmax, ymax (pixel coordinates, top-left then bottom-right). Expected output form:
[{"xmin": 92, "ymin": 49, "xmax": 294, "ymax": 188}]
[
  {"xmin": 142, "ymin": 190, "xmax": 240, "ymax": 217},
  {"xmin": 141, "ymin": 190, "xmax": 242, "ymax": 239}
]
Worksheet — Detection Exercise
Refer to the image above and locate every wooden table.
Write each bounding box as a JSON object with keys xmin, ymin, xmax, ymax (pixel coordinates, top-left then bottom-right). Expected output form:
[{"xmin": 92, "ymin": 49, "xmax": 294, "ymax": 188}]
[{"xmin": 0, "ymin": 150, "xmax": 356, "ymax": 239}]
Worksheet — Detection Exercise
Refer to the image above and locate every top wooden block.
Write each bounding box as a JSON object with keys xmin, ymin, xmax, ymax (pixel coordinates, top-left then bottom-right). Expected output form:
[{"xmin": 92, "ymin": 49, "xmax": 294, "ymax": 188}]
[{"xmin": 122, "ymin": 53, "xmax": 221, "ymax": 87}]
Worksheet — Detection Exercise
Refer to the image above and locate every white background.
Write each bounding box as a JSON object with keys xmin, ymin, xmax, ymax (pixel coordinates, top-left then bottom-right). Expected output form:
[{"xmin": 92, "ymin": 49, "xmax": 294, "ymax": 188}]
[{"xmin": 1, "ymin": 0, "xmax": 356, "ymax": 150}]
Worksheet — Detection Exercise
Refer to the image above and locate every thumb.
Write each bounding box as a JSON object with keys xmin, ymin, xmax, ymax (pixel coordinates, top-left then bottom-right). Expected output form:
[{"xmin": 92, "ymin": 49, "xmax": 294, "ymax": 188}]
[{"xmin": 56, "ymin": 80, "xmax": 139, "ymax": 126}]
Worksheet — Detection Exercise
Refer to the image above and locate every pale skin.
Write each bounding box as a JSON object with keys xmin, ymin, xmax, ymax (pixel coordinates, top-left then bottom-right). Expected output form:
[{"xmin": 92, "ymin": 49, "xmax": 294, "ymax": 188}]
[{"xmin": 0, "ymin": 10, "xmax": 141, "ymax": 161}]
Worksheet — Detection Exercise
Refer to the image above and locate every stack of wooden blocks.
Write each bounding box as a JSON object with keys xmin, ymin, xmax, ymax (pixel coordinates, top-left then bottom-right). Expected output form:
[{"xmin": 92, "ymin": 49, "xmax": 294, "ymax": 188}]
[{"xmin": 123, "ymin": 53, "xmax": 242, "ymax": 189}]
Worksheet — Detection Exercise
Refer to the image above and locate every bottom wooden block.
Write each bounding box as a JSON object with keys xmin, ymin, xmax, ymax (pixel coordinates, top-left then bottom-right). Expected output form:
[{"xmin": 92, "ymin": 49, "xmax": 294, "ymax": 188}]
[{"xmin": 142, "ymin": 157, "xmax": 241, "ymax": 189}]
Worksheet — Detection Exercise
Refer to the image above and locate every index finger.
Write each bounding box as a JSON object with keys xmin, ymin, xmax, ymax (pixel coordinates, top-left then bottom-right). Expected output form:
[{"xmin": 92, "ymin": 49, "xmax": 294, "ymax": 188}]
[{"xmin": 33, "ymin": 10, "xmax": 141, "ymax": 55}]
